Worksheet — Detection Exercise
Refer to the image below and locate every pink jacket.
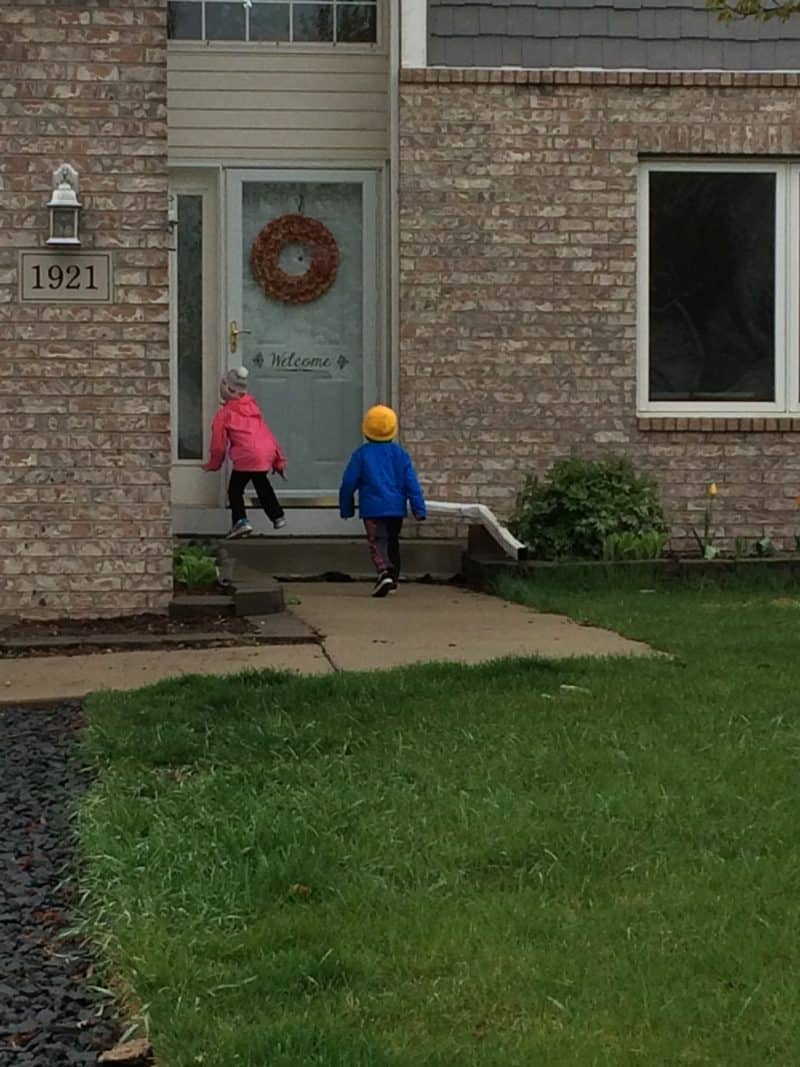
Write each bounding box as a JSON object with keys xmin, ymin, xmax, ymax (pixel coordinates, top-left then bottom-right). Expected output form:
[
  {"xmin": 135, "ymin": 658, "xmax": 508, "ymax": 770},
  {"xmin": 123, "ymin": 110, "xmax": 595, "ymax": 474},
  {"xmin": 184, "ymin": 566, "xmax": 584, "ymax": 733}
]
[{"xmin": 206, "ymin": 395, "xmax": 286, "ymax": 474}]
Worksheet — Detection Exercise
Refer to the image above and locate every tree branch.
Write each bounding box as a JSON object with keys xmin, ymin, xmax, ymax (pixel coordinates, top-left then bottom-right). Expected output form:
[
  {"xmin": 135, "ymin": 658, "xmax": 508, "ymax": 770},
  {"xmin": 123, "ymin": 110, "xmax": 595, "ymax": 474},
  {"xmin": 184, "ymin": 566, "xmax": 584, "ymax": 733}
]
[{"xmin": 706, "ymin": 0, "xmax": 800, "ymax": 20}]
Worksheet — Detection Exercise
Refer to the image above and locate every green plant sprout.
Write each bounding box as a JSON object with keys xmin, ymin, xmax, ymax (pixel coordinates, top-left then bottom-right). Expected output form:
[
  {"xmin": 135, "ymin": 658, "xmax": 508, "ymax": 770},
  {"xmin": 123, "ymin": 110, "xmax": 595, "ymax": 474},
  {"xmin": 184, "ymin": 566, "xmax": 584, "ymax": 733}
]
[{"xmin": 691, "ymin": 482, "xmax": 719, "ymax": 560}]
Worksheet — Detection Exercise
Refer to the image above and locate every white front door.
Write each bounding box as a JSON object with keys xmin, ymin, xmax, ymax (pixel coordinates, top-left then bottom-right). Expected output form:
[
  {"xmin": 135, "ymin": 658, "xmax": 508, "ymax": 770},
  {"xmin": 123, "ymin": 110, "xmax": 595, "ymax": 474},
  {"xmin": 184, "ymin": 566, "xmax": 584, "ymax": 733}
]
[{"xmin": 226, "ymin": 169, "xmax": 379, "ymax": 501}]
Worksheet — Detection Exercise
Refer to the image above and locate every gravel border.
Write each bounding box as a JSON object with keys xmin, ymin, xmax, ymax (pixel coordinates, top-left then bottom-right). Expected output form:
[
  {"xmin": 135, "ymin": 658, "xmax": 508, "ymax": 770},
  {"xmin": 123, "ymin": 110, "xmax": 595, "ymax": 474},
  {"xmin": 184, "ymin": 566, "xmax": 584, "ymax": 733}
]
[{"xmin": 0, "ymin": 702, "xmax": 121, "ymax": 1065}]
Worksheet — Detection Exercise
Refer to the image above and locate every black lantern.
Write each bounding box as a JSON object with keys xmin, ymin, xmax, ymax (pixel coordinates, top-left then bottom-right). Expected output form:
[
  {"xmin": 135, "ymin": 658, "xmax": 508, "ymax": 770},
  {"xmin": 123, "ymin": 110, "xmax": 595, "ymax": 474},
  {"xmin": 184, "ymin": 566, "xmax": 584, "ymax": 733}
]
[{"xmin": 47, "ymin": 164, "xmax": 81, "ymax": 247}]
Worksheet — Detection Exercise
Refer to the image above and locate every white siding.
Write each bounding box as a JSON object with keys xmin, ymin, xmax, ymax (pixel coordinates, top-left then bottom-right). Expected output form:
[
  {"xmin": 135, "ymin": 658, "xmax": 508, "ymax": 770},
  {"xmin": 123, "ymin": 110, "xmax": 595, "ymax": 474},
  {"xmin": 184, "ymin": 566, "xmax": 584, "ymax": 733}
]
[{"xmin": 167, "ymin": 46, "xmax": 389, "ymax": 163}]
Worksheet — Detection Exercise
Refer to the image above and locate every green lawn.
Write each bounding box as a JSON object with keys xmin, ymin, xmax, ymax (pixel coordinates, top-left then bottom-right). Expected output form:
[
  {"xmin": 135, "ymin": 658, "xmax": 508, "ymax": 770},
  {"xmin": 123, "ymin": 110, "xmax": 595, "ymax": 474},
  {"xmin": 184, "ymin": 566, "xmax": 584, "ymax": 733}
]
[{"xmin": 78, "ymin": 575, "xmax": 800, "ymax": 1066}]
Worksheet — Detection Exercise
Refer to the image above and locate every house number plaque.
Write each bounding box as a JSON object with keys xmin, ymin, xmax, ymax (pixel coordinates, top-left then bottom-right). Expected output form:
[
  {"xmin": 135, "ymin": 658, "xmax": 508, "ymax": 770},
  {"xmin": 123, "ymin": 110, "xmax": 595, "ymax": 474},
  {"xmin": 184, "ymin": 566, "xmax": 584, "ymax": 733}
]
[{"xmin": 19, "ymin": 251, "xmax": 113, "ymax": 303}]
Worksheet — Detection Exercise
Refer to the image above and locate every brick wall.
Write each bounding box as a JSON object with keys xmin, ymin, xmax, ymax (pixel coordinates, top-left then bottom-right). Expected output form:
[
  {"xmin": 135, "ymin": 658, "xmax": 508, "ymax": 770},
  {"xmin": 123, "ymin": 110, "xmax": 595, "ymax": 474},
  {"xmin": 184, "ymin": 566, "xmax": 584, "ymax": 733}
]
[
  {"xmin": 399, "ymin": 70, "xmax": 800, "ymax": 549},
  {"xmin": 0, "ymin": 0, "xmax": 171, "ymax": 618}
]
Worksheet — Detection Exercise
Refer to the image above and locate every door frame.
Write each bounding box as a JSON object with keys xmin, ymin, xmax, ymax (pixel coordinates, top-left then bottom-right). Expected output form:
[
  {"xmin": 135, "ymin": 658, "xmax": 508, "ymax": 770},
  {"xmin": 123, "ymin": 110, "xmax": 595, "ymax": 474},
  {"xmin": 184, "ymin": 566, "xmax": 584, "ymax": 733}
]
[
  {"xmin": 171, "ymin": 163, "xmax": 387, "ymax": 534},
  {"xmin": 225, "ymin": 166, "xmax": 381, "ymax": 503}
]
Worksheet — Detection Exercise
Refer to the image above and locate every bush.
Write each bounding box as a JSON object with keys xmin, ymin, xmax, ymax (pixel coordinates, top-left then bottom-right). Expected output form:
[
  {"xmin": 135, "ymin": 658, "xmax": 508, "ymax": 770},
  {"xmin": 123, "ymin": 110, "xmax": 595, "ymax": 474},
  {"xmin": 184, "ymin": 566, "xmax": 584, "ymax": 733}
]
[
  {"xmin": 173, "ymin": 544, "xmax": 218, "ymax": 589},
  {"xmin": 509, "ymin": 457, "xmax": 669, "ymax": 561}
]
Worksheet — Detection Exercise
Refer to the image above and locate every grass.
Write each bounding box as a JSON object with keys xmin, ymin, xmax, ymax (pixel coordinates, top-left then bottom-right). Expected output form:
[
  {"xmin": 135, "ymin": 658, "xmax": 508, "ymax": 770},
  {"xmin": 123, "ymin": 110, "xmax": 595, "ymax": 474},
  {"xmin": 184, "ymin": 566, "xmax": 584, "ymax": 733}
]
[{"xmin": 77, "ymin": 573, "xmax": 800, "ymax": 1066}]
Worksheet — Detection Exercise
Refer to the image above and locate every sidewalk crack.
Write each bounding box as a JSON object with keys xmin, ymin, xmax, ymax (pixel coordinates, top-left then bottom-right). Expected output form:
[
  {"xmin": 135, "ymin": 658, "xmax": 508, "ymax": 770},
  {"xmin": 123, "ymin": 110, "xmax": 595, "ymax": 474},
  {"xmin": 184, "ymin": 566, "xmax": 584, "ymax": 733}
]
[{"xmin": 319, "ymin": 641, "xmax": 340, "ymax": 673}]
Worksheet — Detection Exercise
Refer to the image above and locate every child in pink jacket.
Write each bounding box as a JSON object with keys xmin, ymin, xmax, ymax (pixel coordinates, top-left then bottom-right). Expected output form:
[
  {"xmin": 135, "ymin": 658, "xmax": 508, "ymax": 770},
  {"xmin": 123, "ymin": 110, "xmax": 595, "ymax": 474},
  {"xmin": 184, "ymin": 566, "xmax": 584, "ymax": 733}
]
[{"xmin": 203, "ymin": 366, "xmax": 287, "ymax": 539}]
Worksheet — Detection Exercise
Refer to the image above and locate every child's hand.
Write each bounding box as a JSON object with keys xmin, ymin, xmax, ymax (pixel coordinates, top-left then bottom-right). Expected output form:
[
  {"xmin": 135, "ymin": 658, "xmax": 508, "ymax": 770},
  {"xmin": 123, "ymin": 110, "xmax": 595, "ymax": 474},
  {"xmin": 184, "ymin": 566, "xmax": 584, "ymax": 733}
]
[
  {"xmin": 201, "ymin": 463, "xmax": 214, "ymax": 472},
  {"xmin": 276, "ymin": 469, "xmax": 287, "ymax": 480},
  {"xmin": 414, "ymin": 513, "xmax": 426, "ymax": 522}
]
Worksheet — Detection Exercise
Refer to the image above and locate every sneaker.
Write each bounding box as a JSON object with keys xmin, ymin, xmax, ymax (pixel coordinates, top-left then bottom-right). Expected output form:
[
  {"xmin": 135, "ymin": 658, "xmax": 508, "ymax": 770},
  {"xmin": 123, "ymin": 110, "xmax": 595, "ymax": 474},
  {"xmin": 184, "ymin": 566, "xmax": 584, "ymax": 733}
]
[
  {"xmin": 226, "ymin": 519, "xmax": 253, "ymax": 540},
  {"xmin": 371, "ymin": 572, "xmax": 395, "ymax": 598},
  {"xmin": 273, "ymin": 516, "xmax": 287, "ymax": 530}
]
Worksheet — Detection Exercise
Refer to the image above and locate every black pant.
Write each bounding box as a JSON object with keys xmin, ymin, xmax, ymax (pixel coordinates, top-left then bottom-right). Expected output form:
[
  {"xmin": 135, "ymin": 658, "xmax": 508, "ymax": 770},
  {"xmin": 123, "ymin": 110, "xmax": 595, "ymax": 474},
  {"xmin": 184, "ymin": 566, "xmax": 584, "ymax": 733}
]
[
  {"xmin": 364, "ymin": 517, "xmax": 403, "ymax": 579},
  {"xmin": 228, "ymin": 470, "xmax": 284, "ymax": 524}
]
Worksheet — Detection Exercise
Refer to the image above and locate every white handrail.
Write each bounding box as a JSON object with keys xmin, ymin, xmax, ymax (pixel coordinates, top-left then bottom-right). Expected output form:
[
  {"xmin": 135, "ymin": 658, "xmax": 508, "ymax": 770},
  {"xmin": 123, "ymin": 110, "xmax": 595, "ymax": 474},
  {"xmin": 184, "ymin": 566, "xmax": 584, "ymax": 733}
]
[{"xmin": 425, "ymin": 501, "xmax": 526, "ymax": 561}]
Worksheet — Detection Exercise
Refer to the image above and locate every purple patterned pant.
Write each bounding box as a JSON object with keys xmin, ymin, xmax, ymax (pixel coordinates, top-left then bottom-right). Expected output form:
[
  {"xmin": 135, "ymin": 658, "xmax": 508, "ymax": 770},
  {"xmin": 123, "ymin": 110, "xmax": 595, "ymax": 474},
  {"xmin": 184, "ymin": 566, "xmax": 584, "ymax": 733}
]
[{"xmin": 363, "ymin": 517, "xmax": 403, "ymax": 578}]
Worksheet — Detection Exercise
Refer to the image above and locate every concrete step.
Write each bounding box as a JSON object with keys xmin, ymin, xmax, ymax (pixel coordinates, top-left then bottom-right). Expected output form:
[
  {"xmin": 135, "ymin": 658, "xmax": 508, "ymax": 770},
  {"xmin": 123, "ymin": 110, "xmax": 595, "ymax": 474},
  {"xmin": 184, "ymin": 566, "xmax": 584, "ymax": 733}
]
[
  {"xmin": 219, "ymin": 536, "xmax": 464, "ymax": 580},
  {"xmin": 171, "ymin": 583, "xmax": 286, "ymax": 617},
  {"xmin": 232, "ymin": 581, "xmax": 285, "ymax": 616}
]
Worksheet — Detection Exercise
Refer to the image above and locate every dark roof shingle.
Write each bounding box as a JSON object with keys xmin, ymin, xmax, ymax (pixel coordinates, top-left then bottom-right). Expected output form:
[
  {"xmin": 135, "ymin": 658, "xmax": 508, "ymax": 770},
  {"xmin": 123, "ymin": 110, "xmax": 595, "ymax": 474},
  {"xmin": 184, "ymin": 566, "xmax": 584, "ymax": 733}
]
[{"xmin": 427, "ymin": 0, "xmax": 800, "ymax": 70}]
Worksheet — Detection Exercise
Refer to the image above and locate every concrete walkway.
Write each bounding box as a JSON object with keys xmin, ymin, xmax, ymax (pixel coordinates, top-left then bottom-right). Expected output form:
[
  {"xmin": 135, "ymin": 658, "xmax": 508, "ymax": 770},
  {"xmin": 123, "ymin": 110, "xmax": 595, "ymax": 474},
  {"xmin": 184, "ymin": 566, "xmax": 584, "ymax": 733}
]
[
  {"xmin": 288, "ymin": 582, "xmax": 648, "ymax": 671},
  {"xmin": 0, "ymin": 583, "xmax": 649, "ymax": 703},
  {"xmin": 1, "ymin": 644, "xmax": 331, "ymax": 703}
]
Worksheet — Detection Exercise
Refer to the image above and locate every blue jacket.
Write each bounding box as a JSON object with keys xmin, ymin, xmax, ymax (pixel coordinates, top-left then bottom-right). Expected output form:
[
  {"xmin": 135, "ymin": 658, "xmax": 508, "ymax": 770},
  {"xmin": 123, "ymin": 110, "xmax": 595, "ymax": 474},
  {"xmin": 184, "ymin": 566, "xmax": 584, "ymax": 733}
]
[{"xmin": 339, "ymin": 441, "xmax": 427, "ymax": 520}]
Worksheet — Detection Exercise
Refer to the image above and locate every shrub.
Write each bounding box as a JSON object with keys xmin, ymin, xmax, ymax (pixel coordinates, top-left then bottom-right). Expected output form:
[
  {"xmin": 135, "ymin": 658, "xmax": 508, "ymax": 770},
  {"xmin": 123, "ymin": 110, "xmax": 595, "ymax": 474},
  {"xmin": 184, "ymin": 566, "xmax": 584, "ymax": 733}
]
[
  {"xmin": 509, "ymin": 457, "xmax": 669, "ymax": 561},
  {"xmin": 173, "ymin": 544, "xmax": 218, "ymax": 589}
]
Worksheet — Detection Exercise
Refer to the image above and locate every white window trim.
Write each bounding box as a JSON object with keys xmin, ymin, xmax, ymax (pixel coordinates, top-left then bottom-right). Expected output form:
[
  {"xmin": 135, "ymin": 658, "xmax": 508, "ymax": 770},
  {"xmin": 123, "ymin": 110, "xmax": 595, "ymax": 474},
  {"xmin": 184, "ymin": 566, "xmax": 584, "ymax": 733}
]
[
  {"xmin": 637, "ymin": 159, "xmax": 800, "ymax": 418},
  {"xmin": 400, "ymin": 0, "xmax": 426, "ymax": 68}
]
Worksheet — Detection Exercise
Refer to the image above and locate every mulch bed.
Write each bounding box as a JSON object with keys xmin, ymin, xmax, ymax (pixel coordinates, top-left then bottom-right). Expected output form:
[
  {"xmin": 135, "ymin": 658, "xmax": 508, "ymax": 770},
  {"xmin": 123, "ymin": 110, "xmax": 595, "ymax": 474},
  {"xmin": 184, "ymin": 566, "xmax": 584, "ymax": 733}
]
[
  {"xmin": 0, "ymin": 702, "xmax": 121, "ymax": 1065},
  {"xmin": 0, "ymin": 612, "xmax": 263, "ymax": 659},
  {"xmin": 2, "ymin": 612, "xmax": 253, "ymax": 640}
]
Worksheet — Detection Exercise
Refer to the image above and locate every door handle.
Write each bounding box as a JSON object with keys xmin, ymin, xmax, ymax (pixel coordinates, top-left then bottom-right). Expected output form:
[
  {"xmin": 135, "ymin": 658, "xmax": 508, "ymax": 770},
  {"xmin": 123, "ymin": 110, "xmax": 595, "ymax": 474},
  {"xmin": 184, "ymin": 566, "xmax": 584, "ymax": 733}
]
[{"xmin": 229, "ymin": 320, "xmax": 251, "ymax": 354}]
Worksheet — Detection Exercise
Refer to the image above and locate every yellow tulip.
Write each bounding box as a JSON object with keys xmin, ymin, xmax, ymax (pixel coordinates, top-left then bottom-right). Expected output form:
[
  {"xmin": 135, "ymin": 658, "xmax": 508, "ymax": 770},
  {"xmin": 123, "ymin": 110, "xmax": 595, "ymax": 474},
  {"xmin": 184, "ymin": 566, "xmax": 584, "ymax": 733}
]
[{"xmin": 708, "ymin": 482, "xmax": 718, "ymax": 497}]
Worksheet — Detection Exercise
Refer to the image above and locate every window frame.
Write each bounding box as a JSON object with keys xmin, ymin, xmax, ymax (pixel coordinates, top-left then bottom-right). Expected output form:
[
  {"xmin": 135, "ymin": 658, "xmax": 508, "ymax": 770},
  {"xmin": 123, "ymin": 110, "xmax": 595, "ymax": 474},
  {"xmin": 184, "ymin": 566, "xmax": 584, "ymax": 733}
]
[
  {"xmin": 637, "ymin": 159, "xmax": 799, "ymax": 418},
  {"xmin": 166, "ymin": 0, "xmax": 383, "ymax": 49}
]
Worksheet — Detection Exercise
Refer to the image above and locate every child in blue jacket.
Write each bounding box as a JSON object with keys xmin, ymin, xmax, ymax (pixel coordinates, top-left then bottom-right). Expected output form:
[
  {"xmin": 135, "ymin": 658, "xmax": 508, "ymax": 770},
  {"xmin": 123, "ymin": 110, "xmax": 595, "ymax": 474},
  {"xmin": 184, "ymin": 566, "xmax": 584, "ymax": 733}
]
[{"xmin": 339, "ymin": 405, "xmax": 426, "ymax": 597}]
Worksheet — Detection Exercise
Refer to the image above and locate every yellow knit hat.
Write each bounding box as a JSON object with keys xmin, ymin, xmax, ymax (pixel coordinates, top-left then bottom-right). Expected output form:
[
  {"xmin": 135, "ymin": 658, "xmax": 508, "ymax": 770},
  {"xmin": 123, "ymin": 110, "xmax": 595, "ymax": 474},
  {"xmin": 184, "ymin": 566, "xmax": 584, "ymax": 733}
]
[{"xmin": 362, "ymin": 405, "xmax": 398, "ymax": 442}]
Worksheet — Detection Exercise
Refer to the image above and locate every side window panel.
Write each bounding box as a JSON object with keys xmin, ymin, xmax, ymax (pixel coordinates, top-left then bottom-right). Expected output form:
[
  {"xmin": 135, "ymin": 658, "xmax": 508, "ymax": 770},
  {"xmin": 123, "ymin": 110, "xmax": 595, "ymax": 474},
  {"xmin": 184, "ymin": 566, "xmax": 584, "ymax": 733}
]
[{"xmin": 167, "ymin": 0, "xmax": 378, "ymax": 43}]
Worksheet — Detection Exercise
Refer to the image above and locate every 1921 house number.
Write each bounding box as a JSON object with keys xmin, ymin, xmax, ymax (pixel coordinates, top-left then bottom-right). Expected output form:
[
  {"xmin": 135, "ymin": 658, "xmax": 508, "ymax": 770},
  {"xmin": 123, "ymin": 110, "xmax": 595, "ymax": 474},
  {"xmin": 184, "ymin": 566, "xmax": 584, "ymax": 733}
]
[
  {"xmin": 19, "ymin": 251, "xmax": 112, "ymax": 303},
  {"xmin": 32, "ymin": 262, "xmax": 98, "ymax": 291}
]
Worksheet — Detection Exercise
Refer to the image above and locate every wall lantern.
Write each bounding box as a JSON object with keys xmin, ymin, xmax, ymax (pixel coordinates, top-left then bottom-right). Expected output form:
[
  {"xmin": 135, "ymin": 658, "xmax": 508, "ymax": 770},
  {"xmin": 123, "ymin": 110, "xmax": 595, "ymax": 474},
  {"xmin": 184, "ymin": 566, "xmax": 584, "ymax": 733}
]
[{"xmin": 47, "ymin": 164, "xmax": 81, "ymax": 247}]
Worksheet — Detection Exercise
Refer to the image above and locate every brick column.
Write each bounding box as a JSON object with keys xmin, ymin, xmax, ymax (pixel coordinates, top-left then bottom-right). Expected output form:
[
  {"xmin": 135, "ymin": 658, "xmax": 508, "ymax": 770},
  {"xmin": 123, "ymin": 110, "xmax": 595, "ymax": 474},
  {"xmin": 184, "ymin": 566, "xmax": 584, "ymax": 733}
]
[{"xmin": 0, "ymin": 0, "xmax": 171, "ymax": 618}]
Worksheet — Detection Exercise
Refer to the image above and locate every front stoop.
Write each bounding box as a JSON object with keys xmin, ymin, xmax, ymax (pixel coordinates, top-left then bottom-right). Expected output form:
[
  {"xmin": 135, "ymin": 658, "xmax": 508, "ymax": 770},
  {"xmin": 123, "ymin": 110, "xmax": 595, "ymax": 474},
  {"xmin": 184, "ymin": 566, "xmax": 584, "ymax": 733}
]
[
  {"xmin": 169, "ymin": 535, "xmax": 465, "ymax": 621},
  {"xmin": 219, "ymin": 536, "xmax": 464, "ymax": 581}
]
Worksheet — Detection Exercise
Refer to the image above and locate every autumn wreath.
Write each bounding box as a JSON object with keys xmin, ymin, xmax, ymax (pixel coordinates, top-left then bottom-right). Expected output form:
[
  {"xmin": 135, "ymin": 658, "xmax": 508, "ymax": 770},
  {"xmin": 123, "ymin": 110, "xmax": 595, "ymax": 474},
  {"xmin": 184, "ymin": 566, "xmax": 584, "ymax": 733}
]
[{"xmin": 250, "ymin": 213, "xmax": 339, "ymax": 305}]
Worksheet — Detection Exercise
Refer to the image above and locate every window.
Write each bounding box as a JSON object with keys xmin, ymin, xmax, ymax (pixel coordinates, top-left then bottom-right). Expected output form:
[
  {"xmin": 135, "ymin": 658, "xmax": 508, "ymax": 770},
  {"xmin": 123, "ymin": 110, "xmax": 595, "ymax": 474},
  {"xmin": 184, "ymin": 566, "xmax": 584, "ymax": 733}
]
[
  {"xmin": 638, "ymin": 161, "xmax": 799, "ymax": 416},
  {"xmin": 167, "ymin": 0, "xmax": 378, "ymax": 43},
  {"xmin": 175, "ymin": 194, "xmax": 204, "ymax": 460}
]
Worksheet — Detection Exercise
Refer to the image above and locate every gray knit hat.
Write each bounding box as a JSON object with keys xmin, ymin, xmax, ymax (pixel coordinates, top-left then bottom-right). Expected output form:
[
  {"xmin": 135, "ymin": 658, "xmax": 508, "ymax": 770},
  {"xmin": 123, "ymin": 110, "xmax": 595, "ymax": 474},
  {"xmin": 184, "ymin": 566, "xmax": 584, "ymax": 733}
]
[{"xmin": 220, "ymin": 366, "xmax": 249, "ymax": 402}]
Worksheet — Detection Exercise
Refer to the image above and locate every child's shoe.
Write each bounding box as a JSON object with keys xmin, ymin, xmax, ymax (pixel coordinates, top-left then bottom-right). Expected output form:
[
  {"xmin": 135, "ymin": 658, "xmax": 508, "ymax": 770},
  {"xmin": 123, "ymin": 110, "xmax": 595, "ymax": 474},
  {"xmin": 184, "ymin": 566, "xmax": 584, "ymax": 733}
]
[
  {"xmin": 371, "ymin": 571, "xmax": 395, "ymax": 598},
  {"xmin": 226, "ymin": 519, "xmax": 253, "ymax": 540},
  {"xmin": 273, "ymin": 516, "xmax": 287, "ymax": 530}
]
